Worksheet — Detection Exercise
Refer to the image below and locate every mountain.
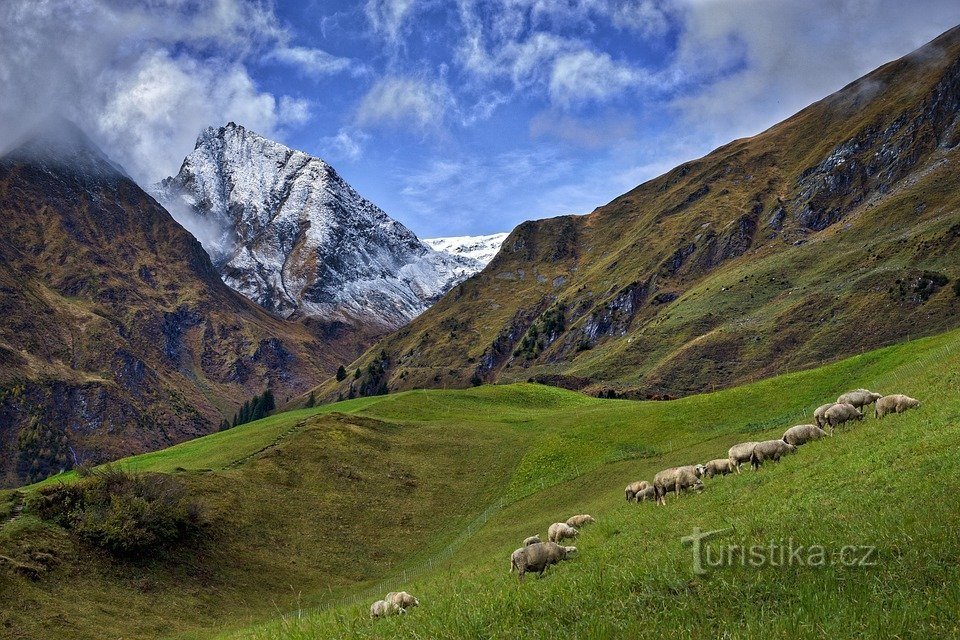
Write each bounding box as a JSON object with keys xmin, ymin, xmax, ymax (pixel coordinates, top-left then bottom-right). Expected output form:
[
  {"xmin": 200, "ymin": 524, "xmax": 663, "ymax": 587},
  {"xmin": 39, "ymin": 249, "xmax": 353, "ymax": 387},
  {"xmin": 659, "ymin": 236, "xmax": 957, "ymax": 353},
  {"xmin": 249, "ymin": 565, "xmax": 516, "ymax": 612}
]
[
  {"xmin": 154, "ymin": 123, "xmax": 478, "ymax": 330},
  {"xmin": 0, "ymin": 120, "xmax": 356, "ymax": 486},
  {"xmin": 326, "ymin": 25, "xmax": 960, "ymax": 401},
  {"xmin": 423, "ymin": 233, "xmax": 509, "ymax": 266}
]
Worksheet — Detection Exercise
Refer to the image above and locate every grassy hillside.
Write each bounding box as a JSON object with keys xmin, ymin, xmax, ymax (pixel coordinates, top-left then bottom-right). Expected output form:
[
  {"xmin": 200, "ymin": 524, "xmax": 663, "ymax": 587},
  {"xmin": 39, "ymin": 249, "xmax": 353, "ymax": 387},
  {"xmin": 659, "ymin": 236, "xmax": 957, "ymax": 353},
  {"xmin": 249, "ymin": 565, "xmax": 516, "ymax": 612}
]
[
  {"xmin": 3, "ymin": 328, "xmax": 960, "ymax": 639},
  {"xmin": 317, "ymin": 25, "xmax": 960, "ymax": 403}
]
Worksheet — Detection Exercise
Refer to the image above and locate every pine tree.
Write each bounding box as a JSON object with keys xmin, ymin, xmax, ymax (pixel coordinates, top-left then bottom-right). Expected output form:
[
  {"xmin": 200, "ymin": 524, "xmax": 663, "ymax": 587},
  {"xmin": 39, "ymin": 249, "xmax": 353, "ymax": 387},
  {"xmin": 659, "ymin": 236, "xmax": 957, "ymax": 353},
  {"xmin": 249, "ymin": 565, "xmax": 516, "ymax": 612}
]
[
  {"xmin": 354, "ymin": 367, "xmax": 362, "ymax": 380},
  {"xmin": 336, "ymin": 365, "xmax": 347, "ymax": 381},
  {"xmin": 306, "ymin": 391, "xmax": 316, "ymax": 408},
  {"xmin": 262, "ymin": 389, "xmax": 275, "ymax": 412}
]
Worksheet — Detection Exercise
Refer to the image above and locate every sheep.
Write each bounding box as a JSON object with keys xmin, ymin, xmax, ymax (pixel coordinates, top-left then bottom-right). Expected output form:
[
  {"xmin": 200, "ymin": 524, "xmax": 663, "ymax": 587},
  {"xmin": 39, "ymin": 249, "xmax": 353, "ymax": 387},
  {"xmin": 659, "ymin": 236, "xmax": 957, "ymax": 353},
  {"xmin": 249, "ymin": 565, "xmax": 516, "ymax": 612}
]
[
  {"xmin": 509, "ymin": 541, "xmax": 577, "ymax": 582},
  {"xmin": 653, "ymin": 465, "xmax": 706, "ymax": 505},
  {"xmin": 875, "ymin": 394, "xmax": 921, "ymax": 419},
  {"xmin": 385, "ymin": 591, "xmax": 419, "ymax": 611},
  {"xmin": 523, "ymin": 535, "xmax": 542, "ymax": 546},
  {"xmin": 566, "ymin": 514, "xmax": 595, "ymax": 528},
  {"xmin": 548, "ymin": 522, "xmax": 579, "ymax": 543},
  {"xmin": 704, "ymin": 458, "xmax": 736, "ymax": 478},
  {"xmin": 750, "ymin": 440, "xmax": 797, "ymax": 469},
  {"xmin": 634, "ymin": 486, "xmax": 657, "ymax": 503},
  {"xmin": 782, "ymin": 424, "xmax": 827, "ymax": 446},
  {"xmin": 837, "ymin": 389, "xmax": 883, "ymax": 412},
  {"xmin": 813, "ymin": 403, "xmax": 836, "ymax": 428},
  {"xmin": 370, "ymin": 600, "xmax": 400, "ymax": 618},
  {"xmin": 823, "ymin": 402, "xmax": 863, "ymax": 434},
  {"xmin": 625, "ymin": 480, "xmax": 651, "ymax": 502},
  {"xmin": 728, "ymin": 442, "xmax": 760, "ymax": 473}
]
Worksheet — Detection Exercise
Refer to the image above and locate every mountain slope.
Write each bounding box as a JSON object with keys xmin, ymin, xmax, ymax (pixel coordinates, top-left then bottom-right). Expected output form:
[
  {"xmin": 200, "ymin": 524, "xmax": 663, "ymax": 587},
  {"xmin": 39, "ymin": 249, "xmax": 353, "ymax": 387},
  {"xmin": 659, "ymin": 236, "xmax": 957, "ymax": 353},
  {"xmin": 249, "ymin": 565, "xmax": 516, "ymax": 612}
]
[
  {"xmin": 3, "ymin": 328, "xmax": 958, "ymax": 639},
  {"xmin": 328, "ymin": 25, "xmax": 960, "ymax": 401},
  {"xmin": 0, "ymin": 120, "xmax": 355, "ymax": 486},
  {"xmin": 155, "ymin": 123, "xmax": 480, "ymax": 329}
]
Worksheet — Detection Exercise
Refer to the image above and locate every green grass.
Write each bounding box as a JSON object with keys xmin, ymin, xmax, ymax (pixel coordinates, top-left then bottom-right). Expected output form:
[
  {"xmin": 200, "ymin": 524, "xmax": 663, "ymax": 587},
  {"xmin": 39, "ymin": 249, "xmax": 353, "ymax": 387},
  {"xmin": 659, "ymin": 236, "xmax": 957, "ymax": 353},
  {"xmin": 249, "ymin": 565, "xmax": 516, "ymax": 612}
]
[{"xmin": 3, "ymin": 329, "xmax": 960, "ymax": 639}]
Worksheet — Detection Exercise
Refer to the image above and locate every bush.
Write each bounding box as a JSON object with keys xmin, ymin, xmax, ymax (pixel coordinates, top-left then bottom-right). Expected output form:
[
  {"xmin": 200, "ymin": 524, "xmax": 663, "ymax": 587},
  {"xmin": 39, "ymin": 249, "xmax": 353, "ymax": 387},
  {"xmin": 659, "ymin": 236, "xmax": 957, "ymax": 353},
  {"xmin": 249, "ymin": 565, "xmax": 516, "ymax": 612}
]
[{"xmin": 28, "ymin": 468, "xmax": 204, "ymax": 557}]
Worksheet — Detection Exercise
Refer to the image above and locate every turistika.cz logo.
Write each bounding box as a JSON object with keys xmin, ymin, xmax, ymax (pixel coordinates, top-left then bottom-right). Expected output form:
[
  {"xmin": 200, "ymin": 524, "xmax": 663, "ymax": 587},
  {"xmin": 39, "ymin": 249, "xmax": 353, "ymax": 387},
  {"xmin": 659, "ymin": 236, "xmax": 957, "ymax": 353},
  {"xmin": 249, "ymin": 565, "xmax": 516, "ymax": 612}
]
[{"xmin": 681, "ymin": 527, "xmax": 878, "ymax": 576}]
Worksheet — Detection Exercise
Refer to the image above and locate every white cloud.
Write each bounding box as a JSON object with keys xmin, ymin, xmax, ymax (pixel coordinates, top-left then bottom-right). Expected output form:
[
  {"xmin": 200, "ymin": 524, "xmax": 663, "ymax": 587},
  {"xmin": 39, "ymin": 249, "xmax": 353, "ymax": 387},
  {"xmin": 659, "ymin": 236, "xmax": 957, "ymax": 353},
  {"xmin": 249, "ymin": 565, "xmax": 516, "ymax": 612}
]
[
  {"xmin": 0, "ymin": 0, "xmax": 316, "ymax": 184},
  {"xmin": 549, "ymin": 50, "xmax": 655, "ymax": 105},
  {"xmin": 320, "ymin": 128, "xmax": 369, "ymax": 161},
  {"xmin": 529, "ymin": 111, "xmax": 634, "ymax": 148},
  {"xmin": 365, "ymin": 0, "xmax": 420, "ymax": 42},
  {"xmin": 267, "ymin": 45, "xmax": 360, "ymax": 77},
  {"xmin": 356, "ymin": 76, "xmax": 451, "ymax": 130}
]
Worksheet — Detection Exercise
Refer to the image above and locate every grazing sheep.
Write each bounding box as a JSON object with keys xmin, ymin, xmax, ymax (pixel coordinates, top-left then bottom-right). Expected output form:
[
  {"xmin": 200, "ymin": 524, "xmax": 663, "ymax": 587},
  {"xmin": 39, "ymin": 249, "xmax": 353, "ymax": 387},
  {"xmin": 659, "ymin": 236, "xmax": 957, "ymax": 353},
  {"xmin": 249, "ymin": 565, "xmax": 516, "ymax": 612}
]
[
  {"xmin": 653, "ymin": 465, "xmax": 706, "ymax": 505},
  {"xmin": 634, "ymin": 486, "xmax": 657, "ymax": 502},
  {"xmin": 385, "ymin": 591, "xmax": 419, "ymax": 610},
  {"xmin": 548, "ymin": 522, "xmax": 579, "ymax": 543},
  {"xmin": 728, "ymin": 442, "xmax": 760, "ymax": 473},
  {"xmin": 750, "ymin": 440, "xmax": 797, "ymax": 469},
  {"xmin": 837, "ymin": 389, "xmax": 883, "ymax": 412},
  {"xmin": 813, "ymin": 403, "xmax": 836, "ymax": 428},
  {"xmin": 370, "ymin": 600, "xmax": 400, "ymax": 618},
  {"xmin": 625, "ymin": 480, "xmax": 651, "ymax": 502},
  {"xmin": 509, "ymin": 541, "xmax": 577, "ymax": 582},
  {"xmin": 566, "ymin": 514, "xmax": 595, "ymax": 528},
  {"xmin": 704, "ymin": 458, "xmax": 736, "ymax": 478},
  {"xmin": 782, "ymin": 424, "xmax": 827, "ymax": 446},
  {"xmin": 823, "ymin": 402, "xmax": 863, "ymax": 433},
  {"xmin": 875, "ymin": 394, "xmax": 922, "ymax": 419},
  {"xmin": 523, "ymin": 535, "xmax": 541, "ymax": 546}
]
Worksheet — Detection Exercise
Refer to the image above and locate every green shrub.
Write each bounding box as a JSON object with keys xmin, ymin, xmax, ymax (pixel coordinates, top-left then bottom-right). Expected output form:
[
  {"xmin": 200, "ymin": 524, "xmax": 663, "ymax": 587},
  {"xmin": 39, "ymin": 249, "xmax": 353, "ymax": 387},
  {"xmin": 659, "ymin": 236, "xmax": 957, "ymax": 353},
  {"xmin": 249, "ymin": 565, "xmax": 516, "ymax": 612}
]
[{"xmin": 28, "ymin": 468, "xmax": 204, "ymax": 557}]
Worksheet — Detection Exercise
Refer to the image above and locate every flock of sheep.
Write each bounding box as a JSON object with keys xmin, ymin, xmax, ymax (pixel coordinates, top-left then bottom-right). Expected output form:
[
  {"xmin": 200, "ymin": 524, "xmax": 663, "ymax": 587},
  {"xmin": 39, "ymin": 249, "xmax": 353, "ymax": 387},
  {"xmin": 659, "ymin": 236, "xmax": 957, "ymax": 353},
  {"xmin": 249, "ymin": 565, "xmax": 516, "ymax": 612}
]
[
  {"xmin": 369, "ymin": 388, "xmax": 921, "ymax": 618},
  {"xmin": 627, "ymin": 390, "xmax": 921, "ymax": 506}
]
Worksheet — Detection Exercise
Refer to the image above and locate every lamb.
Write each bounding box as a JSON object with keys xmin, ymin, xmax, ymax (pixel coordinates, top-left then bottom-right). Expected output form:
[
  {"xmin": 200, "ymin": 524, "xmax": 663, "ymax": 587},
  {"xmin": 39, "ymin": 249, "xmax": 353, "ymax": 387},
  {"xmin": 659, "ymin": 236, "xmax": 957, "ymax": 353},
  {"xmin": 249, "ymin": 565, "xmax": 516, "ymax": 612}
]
[
  {"xmin": 704, "ymin": 458, "xmax": 736, "ymax": 478},
  {"xmin": 625, "ymin": 480, "xmax": 651, "ymax": 502},
  {"xmin": 750, "ymin": 440, "xmax": 797, "ymax": 469},
  {"xmin": 523, "ymin": 535, "xmax": 542, "ymax": 546},
  {"xmin": 728, "ymin": 442, "xmax": 760, "ymax": 473},
  {"xmin": 566, "ymin": 514, "xmax": 595, "ymax": 528},
  {"xmin": 548, "ymin": 522, "xmax": 579, "ymax": 543},
  {"xmin": 509, "ymin": 541, "xmax": 577, "ymax": 582},
  {"xmin": 813, "ymin": 403, "xmax": 836, "ymax": 428},
  {"xmin": 385, "ymin": 591, "xmax": 419, "ymax": 610},
  {"xmin": 823, "ymin": 402, "xmax": 863, "ymax": 433},
  {"xmin": 875, "ymin": 394, "xmax": 921, "ymax": 419},
  {"xmin": 782, "ymin": 424, "xmax": 827, "ymax": 446},
  {"xmin": 837, "ymin": 389, "xmax": 883, "ymax": 412},
  {"xmin": 370, "ymin": 600, "xmax": 400, "ymax": 618},
  {"xmin": 653, "ymin": 465, "xmax": 706, "ymax": 505},
  {"xmin": 634, "ymin": 486, "xmax": 657, "ymax": 502}
]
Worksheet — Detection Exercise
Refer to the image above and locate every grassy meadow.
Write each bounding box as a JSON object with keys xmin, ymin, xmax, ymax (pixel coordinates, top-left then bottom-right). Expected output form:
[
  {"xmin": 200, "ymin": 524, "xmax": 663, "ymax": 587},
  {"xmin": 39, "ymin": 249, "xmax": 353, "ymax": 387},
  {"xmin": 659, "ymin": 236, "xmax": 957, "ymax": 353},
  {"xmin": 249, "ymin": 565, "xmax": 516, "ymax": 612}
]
[{"xmin": 3, "ymin": 328, "xmax": 960, "ymax": 639}]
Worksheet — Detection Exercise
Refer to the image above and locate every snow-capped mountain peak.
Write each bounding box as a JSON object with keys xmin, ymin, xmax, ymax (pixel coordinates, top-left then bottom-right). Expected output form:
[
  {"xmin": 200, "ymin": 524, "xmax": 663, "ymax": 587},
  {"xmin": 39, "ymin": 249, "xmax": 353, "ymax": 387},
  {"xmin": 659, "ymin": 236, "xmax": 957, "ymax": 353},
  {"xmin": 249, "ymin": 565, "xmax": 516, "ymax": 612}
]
[
  {"xmin": 153, "ymin": 123, "xmax": 482, "ymax": 329},
  {"xmin": 423, "ymin": 233, "xmax": 508, "ymax": 266}
]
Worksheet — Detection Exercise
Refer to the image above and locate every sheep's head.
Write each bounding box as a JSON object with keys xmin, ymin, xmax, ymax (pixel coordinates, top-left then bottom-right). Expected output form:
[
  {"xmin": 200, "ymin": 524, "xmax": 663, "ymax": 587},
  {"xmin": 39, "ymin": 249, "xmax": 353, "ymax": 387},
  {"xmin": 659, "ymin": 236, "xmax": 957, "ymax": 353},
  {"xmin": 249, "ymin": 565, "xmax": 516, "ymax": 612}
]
[
  {"xmin": 563, "ymin": 546, "xmax": 578, "ymax": 557},
  {"xmin": 694, "ymin": 464, "xmax": 707, "ymax": 477},
  {"xmin": 785, "ymin": 443, "xmax": 797, "ymax": 454}
]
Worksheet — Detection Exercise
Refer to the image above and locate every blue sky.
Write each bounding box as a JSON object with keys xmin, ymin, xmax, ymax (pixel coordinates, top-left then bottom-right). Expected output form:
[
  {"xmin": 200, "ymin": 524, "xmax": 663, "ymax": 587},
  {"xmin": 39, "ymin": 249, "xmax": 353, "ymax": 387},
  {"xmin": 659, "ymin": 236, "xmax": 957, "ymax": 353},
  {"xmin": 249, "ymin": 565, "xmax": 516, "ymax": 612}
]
[{"xmin": 2, "ymin": 1, "xmax": 960, "ymax": 237}]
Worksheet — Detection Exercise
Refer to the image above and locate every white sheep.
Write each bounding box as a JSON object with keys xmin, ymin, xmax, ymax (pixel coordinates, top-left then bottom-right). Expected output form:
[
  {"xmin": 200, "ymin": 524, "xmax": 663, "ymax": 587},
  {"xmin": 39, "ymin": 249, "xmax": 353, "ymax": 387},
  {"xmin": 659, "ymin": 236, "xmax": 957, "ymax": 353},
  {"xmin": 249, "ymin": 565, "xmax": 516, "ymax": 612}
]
[
  {"xmin": 813, "ymin": 403, "xmax": 836, "ymax": 428},
  {"xmin": 370, "ymin": 600, "xmax": 400, "ymax": 618},
  {"xmin": 523, "ymin": 534, "xmax": 542, "ymax": 546},
  {"xmin": 782, "ymin": 424, "xmax": 827, "ymax": 446},
  {"xmin": 875, "ymin": 394, "xmax": 921, "ymax": 419},
  {"xmin": 728, "ymin": 442, "xmax": 759, "ymax": 473},
  {"xmin": 510, "ymin": 542, "xmax": 577, "ymax": 582},
  {"xmin": 548, "ymin": 522, "xmax": 579, "ymax": 543},
  {"xmin": 653, "ymin": 465, "xmax": 705, "ymax": 505},
  {"xmin": 837, "ymin": 389, "xmax": 883, "ymax": 412},
  {"xmin": 750, "ymin": 440, "xmax": 797, "ymax": 469},
  {"xmin": 823, "ymin": 402, "xmax": 863, "ymax": 433},
  {"xmin": 625, "ymin": 480, "xmax": 651, "ymax": 502},
  {"xmin": 385, "ymin": 591, "xmax": 419, "ymax": 610},
  {"xmin": 704, "ymin": 458, "xmax": 736, "ymax": 478},
  {"xmin": 566, "ymin": 514, "xmax": 595, "ymax": 528}
]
